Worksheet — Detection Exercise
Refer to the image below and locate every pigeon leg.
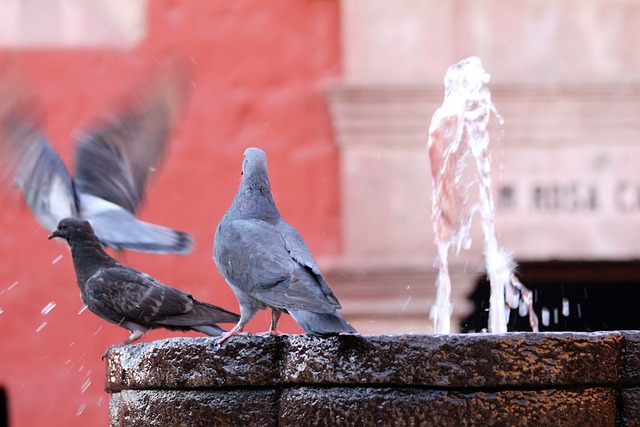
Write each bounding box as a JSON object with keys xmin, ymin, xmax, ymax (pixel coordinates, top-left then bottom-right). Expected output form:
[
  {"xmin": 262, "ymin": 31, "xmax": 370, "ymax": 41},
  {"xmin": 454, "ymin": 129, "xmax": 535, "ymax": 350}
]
[
  {"xmin": 216, "ymin": 322, "xmax": 249, "ymax": 344},
  {"xmin": 268, "ymin": 309, "xmax": 282, "ymax": 335},
  {"xmin": 257, "ymin": 309, "xmax": 282, "ymax": 337},
  {"xmin": 120, "ymin": 329, "xmax": 146, "ymax": 345}
]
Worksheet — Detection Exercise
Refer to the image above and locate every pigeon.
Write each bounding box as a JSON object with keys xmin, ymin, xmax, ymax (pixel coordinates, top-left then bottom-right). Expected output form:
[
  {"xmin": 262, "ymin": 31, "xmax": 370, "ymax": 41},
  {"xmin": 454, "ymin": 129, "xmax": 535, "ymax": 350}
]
[
  {"xmin": 0, "ymin": 57, "xmax": 194, "ymax": 254},
  {"xmin": 49, "ymin": 217, "xmax": 240, "ymax": 352},
  {"xmin": 213, "ymin": 147, "xmax": 356, "ymax": 343}
]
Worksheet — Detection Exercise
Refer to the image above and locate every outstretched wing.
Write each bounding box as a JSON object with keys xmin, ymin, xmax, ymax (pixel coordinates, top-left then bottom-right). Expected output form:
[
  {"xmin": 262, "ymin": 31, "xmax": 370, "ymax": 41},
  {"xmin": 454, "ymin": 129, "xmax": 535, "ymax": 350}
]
[
  {"xmin": 0, "ymin": 77, "xmax": 78, "ymax": 231},
  {"xmin": 73, "ymin": 56, "xmax": 190, "ymax": 214}
]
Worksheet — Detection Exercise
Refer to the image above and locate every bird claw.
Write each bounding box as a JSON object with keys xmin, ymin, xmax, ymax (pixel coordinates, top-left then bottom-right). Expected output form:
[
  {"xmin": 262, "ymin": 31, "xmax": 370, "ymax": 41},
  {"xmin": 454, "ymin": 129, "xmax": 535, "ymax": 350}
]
[
  {"xmin": 216, "ymin": 330, "xmax": 250, "ymax": 344},
  {"xmin": 257, "ymin": 329, "xmax": 281, "ymax": 337}
]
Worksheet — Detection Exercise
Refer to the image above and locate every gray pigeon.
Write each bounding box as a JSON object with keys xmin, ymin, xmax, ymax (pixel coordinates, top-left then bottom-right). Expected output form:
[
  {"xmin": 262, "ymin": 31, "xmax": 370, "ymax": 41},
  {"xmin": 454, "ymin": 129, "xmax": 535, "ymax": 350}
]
[
  {"xmin": 0, "ymin": 58, "xmax": 193, "ymax": 254},
  {"xmin": 213, "ymin": 147, "xmax": 356, "ymax": 343},
  {"xmin": 49, "ymin": 217, "xmax": 240, "ymax": 353}
]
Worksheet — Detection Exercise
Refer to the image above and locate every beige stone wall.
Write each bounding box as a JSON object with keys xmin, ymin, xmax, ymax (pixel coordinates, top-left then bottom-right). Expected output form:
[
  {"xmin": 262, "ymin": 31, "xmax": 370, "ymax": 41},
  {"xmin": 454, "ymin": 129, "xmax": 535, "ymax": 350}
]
[
  {"xmin": 327, "ymin": 0, "xmax": 640, "ymax": 333},
  {"xmin": 0, "ymin": 0, "xmax": 147, "ymax": 48}
]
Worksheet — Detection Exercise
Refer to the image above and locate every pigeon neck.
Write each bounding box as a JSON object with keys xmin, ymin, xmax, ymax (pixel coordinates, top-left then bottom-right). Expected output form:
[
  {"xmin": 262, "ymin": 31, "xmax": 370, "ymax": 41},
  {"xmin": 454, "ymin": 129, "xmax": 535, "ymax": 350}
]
[
  {"xmin": 68, "ymin": 235, "xmax": 118, "ymax": 287},
  {"xmin": 233, "ymin": 177, "xmax": 280, "ymax": 222}
]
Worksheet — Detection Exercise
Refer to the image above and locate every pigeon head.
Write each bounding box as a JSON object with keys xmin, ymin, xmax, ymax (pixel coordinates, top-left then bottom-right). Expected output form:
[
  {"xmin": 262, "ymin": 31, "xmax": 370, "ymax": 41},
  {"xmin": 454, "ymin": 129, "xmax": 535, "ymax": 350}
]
[
  {"xmin": 48, "ymin": 217, "xmax": 96, "ymax": 241},
  {"xmin": 241, "ymin": 147, "xmax": 270, "ymax": 192}
]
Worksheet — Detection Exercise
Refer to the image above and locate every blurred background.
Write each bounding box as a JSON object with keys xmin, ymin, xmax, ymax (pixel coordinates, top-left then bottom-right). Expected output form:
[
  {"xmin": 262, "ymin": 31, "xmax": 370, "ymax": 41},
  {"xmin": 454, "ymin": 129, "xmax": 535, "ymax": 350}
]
[{"xmin": 2, "ymin": 0, "xmax": 640, "ymax": 425}]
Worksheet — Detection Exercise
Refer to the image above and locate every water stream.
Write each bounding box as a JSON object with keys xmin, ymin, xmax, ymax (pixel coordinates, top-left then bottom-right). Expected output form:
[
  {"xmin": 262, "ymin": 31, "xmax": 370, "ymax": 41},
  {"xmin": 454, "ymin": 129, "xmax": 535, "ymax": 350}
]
[{"xmin": 428, "ymin": 56, "xmax": 539, "ymax": 333}]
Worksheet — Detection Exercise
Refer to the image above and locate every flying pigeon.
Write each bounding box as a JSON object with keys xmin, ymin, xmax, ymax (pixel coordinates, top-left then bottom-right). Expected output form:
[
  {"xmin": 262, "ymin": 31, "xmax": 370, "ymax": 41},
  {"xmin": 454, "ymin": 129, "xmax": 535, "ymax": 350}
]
[
  {"xmin": 213, "ymin": 147, "xmax": 356, "ymax": 343},
  {"xmin": 0, "ymin": 58, "xmax": 194, "ymax": 254},
  {"xmin": 49, "ymin": 217, "xmax": 240, "ymax": 353}
]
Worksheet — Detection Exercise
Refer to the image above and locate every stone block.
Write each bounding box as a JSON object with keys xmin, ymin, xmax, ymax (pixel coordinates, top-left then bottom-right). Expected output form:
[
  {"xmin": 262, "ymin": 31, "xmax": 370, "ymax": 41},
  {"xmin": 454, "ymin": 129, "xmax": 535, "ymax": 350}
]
[
  {"xmin": 622, "ymin": 331, "xmax": 640, "ymax": 384},
  {"xmin": 281, "ymin": 333, "xmax": 622, "ymax": 387},
  {"xmin": 620, "ymin": 387, "xmax": 640, "ymax": 427},
  {"xmin": 106, "ymin": 336, "xmax": 281, "ymax": 391},
  {"xmin": 280, "ymin": 386, "xmax": 617, "ymax": 427},
  {"xmin": 110, "ymin": 389, "xmax": 278, "ymax": 427}
]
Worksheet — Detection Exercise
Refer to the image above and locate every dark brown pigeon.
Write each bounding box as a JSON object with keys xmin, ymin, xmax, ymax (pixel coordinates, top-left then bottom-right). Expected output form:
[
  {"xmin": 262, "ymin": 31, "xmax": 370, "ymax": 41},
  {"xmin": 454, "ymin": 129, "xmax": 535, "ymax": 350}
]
[
  {"xmin": 213, "ymin": 147, "xmax": 356, "ymax": 343},
  {"xmin": 49, "ymin": 217, "xmax": 240, "ymax": 353},
  {"xmin": 0, "ymin": 57, "xmax": 193, "ymax": 254}
]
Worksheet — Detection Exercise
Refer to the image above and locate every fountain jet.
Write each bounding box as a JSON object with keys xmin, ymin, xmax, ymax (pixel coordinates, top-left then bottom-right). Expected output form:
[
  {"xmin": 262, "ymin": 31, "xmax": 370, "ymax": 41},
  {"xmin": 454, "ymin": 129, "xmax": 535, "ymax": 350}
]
[{"xmin": 428, "ymin": 56, "xmax": 539, "ymax": 333}]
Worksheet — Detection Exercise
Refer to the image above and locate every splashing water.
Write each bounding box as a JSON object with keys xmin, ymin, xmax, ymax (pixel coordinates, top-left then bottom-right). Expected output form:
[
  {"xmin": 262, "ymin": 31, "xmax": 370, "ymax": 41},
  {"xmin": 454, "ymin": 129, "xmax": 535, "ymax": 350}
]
[
  {"xmin": 428, "ymin": 56, "xmax": 539, "ymax": 333},
  {"xmin": 41, "ymin": 301, "xmax": 56, "ymax": 315}
]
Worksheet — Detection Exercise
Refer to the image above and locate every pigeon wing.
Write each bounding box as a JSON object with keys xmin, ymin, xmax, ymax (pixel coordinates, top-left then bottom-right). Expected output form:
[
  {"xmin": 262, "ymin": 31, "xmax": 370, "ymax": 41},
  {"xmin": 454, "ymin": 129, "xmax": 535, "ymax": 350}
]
[
  {"xmin": 73, "ymin": 57, "xmax": 190, "ymax": 213},
  {"xmin": 85, "ymin": 267, "xmax": 194, "ymax": 325},
  {"xmin": 276, "ymin": 220, "xmax": 342, "ymax": 308},
  {"xmin": 0, "ymin": 81, "xmax": 78, "ymax": 231},
  {"xmin": 216, "ymin": 218, "xmax": 334, "ymax": 313}
]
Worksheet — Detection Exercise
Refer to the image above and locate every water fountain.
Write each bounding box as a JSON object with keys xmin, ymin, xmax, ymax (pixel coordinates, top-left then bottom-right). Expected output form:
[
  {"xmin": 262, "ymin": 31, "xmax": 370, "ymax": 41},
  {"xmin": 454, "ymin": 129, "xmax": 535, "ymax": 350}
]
[
  {"xmin": 428, "ymin": 57, "xmax": 538, "ymax": 334},
  {"xmin": 106, "ymin": 57, "xmax": 640, "ymax": 426}
]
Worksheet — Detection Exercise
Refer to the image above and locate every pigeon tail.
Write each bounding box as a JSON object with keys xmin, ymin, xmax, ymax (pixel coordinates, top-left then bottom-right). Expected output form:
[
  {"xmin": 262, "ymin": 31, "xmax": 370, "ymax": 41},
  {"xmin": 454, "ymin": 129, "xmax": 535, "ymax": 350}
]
[
  {"xmin": 188, "ymin": 299, "xmax": 241, "ymax": 325},
  {"xmin": 154, "ymin": 299, "xmax": 240, "ymax": 330},
  {"xmin": 289, "ymin": 309, "xmax": 357, "ymax": 337},
  {"xmin": 86, "ymin": 209, "xmax": 194, "ymax": 254},
  {"xmin": 99, "ymin": 224, "xmax": 193, "ymax": 255}
]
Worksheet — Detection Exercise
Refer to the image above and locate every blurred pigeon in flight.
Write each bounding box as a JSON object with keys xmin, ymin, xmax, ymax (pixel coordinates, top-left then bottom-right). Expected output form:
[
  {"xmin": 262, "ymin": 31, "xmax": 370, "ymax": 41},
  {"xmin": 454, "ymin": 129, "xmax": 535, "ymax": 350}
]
[
  {"xmin": 49, "ymin": 217, "xmax": 240, "ymax": 353},
  {"xmin": 213, "ymin": 147, "xmax": 356, "ymax": 343},
  {"xmin": 0, "ymin": 58, "xmax": 194, "ymax": 254}
]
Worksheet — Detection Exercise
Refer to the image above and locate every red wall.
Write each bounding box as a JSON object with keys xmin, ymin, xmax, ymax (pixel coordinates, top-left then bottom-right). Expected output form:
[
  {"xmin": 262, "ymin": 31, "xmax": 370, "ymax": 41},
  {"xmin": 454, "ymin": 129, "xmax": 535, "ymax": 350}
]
[{"xmin": 0, "ymin": 2, "xmax": 341, "ymax": 425}]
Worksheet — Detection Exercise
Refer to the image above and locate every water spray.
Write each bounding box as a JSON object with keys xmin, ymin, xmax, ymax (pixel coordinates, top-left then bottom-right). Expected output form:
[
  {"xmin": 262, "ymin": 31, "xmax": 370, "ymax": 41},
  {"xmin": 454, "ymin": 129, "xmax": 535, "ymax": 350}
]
[{"xmin": 428, "ymin": 56, "xmax": 539, "ymax": 333}]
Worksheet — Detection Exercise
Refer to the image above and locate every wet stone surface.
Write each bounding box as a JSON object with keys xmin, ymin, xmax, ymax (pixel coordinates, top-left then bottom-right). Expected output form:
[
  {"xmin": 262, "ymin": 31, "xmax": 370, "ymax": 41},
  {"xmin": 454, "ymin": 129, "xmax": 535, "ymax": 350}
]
[
  {"xmin": 281, "ymin": 332, "xmax": 622, "ymax": 387},
  {"xmin": 107, "ymin": 335, "xmax": 281, "ymax": 391},
  {"xmin": 110, "ymin": 389, "xmax": 277, "ymax": 427},
  {"xmin": 620, "ymin": 387, "xmax": 640, "ymax": 427},
  {"xmin": 280, "ymin": 387, "xmax": 617, "ymax": 427},
  {"xmin": 106, "ymin": 332, "xmax": 640, "ymax": 426}
]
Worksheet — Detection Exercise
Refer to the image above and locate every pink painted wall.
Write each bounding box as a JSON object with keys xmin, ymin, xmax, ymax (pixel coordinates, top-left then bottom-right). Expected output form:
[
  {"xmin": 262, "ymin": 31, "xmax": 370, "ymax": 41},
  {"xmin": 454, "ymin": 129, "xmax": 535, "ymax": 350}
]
[{"xmin": 0, "ymin": 2, "xmax": 341, "ymax": 425}]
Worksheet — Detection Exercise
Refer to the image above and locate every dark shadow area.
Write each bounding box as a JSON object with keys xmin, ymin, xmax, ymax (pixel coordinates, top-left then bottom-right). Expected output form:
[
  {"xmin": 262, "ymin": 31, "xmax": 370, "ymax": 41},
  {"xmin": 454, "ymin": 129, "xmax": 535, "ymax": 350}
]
[
  {"xmin": 461, "ymin": 261, "xmax": 640, "ymax": 332},
  {"xmin": 0, "ymin": 387, "xmax": 7, "ymax": 427}
]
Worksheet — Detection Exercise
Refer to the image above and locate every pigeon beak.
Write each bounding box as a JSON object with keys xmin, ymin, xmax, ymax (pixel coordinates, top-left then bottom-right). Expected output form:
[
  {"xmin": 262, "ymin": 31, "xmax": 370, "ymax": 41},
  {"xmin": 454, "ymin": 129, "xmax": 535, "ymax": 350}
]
[{"xmin": 48, "ymin": 230, "xmax": 60, "ymax": 240}]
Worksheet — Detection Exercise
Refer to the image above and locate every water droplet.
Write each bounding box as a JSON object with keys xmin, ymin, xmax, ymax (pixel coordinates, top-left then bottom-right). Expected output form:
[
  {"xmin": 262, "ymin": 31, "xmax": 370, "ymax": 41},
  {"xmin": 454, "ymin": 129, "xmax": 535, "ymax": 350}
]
[
  {"xmin": 0, "ymin": 307, "xmax": 3, "ymax": 315},
  {"xmin": 400, "ymin": 296, "xmax": 412, "ymax": 312},
  {"xmin": 518, "ymin": 301, "xmax": 528, "ymax": 317},
  {"xmin": 35, "ymin": 321, "xmax": 47, "ymax": 333},
  {"xmin": 562, "ymin": 298, "xmax": 570, "ymax": 317},
  {"xmin": 577, "ymin": 303, "xmax": 582, "ymax": 318},
  {"xmin": 51, "ymin": 255, "xmax": 63, "ymax": 264},
  {"xmin": 553, "ymin": 308, "xmax": 559, "ymax": 324},
  {"xmin": 41, "ymin": 301, "xmax": 56, "ymax": 315},
  {"xmin": 80, "ymin": 378, "xmax": 91, "ymax": 393},
  {"xmin": 6, "ymin": 281, "xmax": 18, "ymax": 292},
  {"xmin": 78, "ymin": 305, "xmax": 88, "ymax": 315},
  {"xmin": 541, "ymin": 307, "xmax": 550, "ymax": 327},
  {"xmin": 76, "ymin": 403, "xmax": 86, "ymax": 416}
]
